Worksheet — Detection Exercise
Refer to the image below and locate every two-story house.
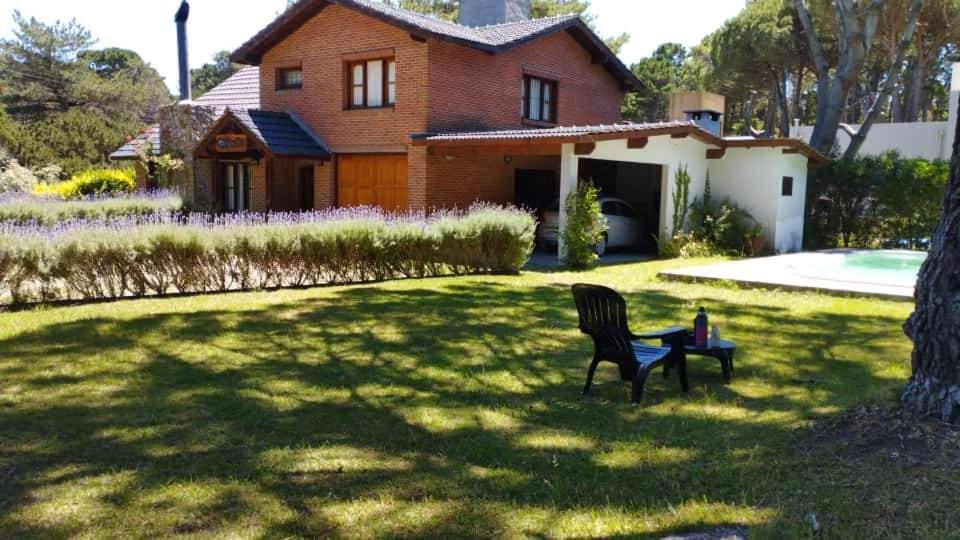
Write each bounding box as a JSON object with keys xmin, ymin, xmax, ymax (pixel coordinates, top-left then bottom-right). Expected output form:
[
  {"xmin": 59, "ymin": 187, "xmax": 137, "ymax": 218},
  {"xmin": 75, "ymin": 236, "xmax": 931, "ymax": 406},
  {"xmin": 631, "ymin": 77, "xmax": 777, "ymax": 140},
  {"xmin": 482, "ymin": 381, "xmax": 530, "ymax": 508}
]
[{"xmin": 113, "ymin": 0, "xmax": 825, "ymax": 254}]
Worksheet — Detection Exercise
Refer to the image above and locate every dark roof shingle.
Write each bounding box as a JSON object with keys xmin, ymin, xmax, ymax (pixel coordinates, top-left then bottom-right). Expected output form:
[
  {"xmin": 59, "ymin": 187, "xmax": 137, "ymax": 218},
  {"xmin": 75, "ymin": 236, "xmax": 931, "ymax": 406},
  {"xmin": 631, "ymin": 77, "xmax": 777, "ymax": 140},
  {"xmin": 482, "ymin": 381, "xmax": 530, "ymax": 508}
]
[
  {"xmin": 231, "ymin": 109, "xmax": 331, "ymax": 159},
  {"xmin": 232, "ymin": 0, "xmax": 638, "ymax": 89}
]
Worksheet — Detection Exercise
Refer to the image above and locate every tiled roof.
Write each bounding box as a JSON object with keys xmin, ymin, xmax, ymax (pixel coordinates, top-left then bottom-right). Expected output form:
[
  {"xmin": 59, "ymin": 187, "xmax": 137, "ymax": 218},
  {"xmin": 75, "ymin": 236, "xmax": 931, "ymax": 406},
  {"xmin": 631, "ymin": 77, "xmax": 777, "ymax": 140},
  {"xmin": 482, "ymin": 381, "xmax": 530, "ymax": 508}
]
[
  {"xmin": 230, "ymin": 109, "xmax": 331, "ymax": 159},
  {"xmin": 110, "ymin": 68, "xmax": 262, "ymax": 161},
  {"xmin": 109, "ymin": 125, "xmax": 161, "ymax": 160},
  {"xmin": 412, "ymin": 121, "xmax": 829, "ymax": 165},
  {"xmin": 413, "ymin": 121, "xmax": 722, "ymax": 144},
  {"xmin": 232, "ymin": 0, "xmax": 638, "ymax": 89},
  {"xmin": 194, "ymin": 66, "xmax": 261, "ymax": 109}
]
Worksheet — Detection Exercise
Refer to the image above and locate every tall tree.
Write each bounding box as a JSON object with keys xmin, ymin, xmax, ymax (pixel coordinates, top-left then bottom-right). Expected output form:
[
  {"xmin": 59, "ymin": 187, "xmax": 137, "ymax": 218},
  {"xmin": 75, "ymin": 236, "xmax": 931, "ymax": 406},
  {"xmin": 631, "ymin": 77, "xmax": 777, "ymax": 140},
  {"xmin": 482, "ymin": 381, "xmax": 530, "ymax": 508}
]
[
  {"xmin": 0, "ymin": 12, "xmax": 169, "ymax": 172},
  {"xmin": 623, "ymin": 43, "xmax": 692, "ymax": 122},
  {"xmin": 191, "ymin": 51, "xmax": 241, "ymax": 98},
  {"xmin": 902, "ymin": 96, "xmax": 960, "ymax": 422},
  {"xmin": 792, "ymin": 0, "xmax": 925, "ymax": 154},
  {"xmin": 841, "ymin": 0, "xmax": 925, "ymax": 158}
]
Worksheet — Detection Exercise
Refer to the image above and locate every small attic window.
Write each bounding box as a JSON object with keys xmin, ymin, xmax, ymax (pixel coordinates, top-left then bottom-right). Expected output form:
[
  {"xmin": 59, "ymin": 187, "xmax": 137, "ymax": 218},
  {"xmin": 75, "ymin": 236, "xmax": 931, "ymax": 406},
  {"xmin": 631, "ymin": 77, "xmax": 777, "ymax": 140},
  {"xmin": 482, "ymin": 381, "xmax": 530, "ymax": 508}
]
[{"xmin": 277, "ymin": 67, "xmax": 303, "ymax": 90}]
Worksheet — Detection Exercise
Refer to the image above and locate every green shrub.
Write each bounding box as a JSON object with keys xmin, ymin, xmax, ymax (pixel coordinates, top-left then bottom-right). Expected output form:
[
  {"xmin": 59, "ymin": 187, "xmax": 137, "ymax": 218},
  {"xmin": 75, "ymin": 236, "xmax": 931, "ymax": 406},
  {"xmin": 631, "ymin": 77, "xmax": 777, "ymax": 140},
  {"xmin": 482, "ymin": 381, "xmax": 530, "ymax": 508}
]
[
  {"xmin": 805, "ymin": 151, "xmax": 948, "ymax": 249},
  {"xmin": 560, "ymin": 181, "xmax": 607, "ymax": 269},
  {"xmin": 0, "ymin": 205, "xmax": 536, "ymax": 305},
  {"xmin": 0, "ymin": 148, "xmax": 38, "ymax": 194},
  {"xmin": 689, "ymin": 177, "xmax": 762, "ymax": 256},
  {"xmin": 0, "ymin": 192, "xmax": 183, "ymax": 226},
  {"xmin": 34, "ymin": 167, "xmax": 135, "ymax": 199}
]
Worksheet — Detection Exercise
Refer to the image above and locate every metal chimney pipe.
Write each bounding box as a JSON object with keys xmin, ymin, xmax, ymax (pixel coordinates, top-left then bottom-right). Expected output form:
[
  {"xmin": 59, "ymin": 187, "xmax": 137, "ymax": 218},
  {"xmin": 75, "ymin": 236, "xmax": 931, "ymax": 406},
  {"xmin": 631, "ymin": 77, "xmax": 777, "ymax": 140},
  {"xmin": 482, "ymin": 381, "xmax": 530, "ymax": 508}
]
[{"xmin": 175, "ymin": 1, "xmax": 191, "ymax": 101}]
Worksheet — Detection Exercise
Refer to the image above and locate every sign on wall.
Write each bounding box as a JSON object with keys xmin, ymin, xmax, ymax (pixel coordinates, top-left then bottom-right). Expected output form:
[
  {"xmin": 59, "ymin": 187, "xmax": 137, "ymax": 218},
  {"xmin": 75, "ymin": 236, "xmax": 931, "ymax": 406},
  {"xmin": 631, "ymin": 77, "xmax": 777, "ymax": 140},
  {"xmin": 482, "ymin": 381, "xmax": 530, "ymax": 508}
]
[{"xmin": 216, "ymin": 134, "xmax": 248, "ymax": 153}]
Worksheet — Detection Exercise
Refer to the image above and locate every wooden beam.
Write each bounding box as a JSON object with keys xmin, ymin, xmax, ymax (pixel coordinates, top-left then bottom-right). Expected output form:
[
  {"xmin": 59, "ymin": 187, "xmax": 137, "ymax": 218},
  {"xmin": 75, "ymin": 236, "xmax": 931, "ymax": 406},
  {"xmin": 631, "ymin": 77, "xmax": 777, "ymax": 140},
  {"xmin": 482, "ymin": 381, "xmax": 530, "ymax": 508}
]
[
  {"xmin": 574, "ymin": 142, "xmax": 596, "ymax": 155},
  {"xmin": 706, "ymin": 148, "xmax": 726, "ymax": 159},
  {"xmin": 627, "ymin": 137, "xmax": 648, "ymax": 149},
  {"xmin": 671, "ymin": 132, "xmax": 689, "ymax": 139},
  {"xmin": 782, "ymin": 148, "xmax": 801, "ymax": 155}
]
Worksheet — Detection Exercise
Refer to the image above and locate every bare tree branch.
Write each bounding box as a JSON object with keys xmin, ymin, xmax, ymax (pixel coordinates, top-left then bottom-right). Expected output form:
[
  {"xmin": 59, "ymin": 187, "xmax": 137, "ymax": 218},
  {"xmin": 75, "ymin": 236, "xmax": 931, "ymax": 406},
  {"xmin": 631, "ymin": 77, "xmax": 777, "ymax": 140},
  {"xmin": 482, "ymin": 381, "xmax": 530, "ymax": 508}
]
[
  {"xmin": 793, "ymin": 0, "xmax": 829, "ymax": 79},
  {"xmin": 844, "ymin": 0, "xmax": 926, "ymax": 159}
]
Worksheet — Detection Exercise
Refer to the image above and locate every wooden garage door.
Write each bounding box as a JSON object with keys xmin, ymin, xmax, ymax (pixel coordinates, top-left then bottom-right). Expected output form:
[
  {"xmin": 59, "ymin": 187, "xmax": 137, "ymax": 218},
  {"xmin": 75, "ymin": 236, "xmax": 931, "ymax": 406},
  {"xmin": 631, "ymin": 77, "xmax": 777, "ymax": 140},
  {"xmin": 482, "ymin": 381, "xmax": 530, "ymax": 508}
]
[{"xmin": 338, "ymin": 154, "xmax": 408, "ymax": 211}]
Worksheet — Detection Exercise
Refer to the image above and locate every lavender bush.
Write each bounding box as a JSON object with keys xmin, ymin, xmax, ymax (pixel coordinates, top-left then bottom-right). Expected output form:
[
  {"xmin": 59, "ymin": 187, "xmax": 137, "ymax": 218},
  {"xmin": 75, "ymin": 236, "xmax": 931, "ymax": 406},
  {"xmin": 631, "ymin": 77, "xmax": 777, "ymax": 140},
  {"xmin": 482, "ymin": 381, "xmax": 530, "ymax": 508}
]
[
  {"xmin": 0, "ymin": 191, "xmax": 184, "ymax": 226},
  {"xmin": 0, "ymin": 204, "xmax": 536, "ymax": 305}
]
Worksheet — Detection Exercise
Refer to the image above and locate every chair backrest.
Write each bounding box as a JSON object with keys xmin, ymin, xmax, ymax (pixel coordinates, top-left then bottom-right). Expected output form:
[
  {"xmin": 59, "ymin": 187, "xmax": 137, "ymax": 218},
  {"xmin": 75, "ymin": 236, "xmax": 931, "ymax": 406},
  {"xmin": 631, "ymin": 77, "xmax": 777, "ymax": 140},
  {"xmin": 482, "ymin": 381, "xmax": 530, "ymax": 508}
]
[{"xmin": 571, "ymin": 284, "xmax": 633, "ymax": 357}]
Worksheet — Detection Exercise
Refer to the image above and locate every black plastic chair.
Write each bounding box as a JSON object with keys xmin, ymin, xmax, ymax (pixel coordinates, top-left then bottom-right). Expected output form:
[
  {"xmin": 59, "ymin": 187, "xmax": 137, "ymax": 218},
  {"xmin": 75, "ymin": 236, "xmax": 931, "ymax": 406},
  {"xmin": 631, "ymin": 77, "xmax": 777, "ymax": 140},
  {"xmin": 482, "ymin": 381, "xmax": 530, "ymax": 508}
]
[{"xmin": 571, "ymin": 284, "xmax": 688, "ymax": 403}]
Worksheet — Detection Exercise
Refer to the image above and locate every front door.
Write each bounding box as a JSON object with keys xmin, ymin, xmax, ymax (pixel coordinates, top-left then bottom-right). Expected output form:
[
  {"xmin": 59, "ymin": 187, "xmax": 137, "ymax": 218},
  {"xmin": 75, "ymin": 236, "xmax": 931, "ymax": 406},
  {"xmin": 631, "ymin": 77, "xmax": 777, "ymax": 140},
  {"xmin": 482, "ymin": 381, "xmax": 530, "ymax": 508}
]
[
  {"xmin": 223, "ymin": 162, "xmax": 252, "ymax": 212},
  {"xmin": 299, "ymin": 166, "xmax": 315, "ymax": 211},
  {"xmin": 337, "ymin": 154, "xmax": 408, "ymax": 211}
]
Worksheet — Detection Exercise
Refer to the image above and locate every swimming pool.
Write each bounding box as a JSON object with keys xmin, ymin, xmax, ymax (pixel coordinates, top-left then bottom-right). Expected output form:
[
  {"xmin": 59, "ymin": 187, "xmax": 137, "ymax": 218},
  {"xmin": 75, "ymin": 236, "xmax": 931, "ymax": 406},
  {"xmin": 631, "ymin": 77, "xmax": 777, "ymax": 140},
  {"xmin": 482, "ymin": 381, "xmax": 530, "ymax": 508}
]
[{"xmin": 660, "ymin": 250, "xmax": 926, "ymax": 300}]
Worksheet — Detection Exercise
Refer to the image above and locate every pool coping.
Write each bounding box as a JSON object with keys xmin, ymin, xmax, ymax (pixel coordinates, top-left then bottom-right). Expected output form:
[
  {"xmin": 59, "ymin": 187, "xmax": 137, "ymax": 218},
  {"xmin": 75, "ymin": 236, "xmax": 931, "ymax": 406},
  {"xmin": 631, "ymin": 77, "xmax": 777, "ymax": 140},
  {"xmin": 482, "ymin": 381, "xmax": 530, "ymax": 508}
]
[{"xmin": 658, "ymin": 251, "xmax": 918, "ymax": 302}]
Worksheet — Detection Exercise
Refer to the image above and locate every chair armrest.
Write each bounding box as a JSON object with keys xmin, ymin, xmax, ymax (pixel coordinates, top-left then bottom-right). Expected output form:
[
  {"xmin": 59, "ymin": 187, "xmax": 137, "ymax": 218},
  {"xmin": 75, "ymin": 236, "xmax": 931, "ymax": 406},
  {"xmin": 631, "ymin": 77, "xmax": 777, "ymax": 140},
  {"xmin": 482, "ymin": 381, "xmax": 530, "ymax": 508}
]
[{"xmin": 631, "ymin": 326, "xmax": 687, "ymax": 341}]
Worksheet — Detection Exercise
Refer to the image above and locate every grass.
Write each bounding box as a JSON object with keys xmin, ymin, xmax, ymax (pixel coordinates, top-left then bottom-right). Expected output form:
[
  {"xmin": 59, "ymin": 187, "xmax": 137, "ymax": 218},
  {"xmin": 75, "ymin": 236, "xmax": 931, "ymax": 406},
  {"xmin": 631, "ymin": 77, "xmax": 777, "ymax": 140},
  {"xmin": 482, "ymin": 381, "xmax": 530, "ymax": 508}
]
[{"xmin": 0, "ymin": 257, "xmax": 953, "ymax": 538}]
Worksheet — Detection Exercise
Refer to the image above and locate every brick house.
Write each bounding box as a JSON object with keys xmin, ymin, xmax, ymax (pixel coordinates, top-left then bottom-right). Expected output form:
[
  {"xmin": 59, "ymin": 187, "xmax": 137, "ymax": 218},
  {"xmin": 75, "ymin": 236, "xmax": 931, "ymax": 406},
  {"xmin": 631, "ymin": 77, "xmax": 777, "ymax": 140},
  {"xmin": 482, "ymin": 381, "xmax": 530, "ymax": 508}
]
[{"xmin": 112, "ymin": 0, "xmax": 825, "ymax": 254}]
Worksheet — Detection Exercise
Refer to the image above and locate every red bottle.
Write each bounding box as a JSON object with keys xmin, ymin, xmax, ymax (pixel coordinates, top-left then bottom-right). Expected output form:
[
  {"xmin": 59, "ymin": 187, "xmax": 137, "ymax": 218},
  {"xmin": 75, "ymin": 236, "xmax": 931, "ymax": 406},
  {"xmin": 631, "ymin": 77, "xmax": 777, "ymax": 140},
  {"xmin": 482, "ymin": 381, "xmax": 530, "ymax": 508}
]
[{"xmin": 694, "ymin": 307, "xmax": 709, "ymax": 348}]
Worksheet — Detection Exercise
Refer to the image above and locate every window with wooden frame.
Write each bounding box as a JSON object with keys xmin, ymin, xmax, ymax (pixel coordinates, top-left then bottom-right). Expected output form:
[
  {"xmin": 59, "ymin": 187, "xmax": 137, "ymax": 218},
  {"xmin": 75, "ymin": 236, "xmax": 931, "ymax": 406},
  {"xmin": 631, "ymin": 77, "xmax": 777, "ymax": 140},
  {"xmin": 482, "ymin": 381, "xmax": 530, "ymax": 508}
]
[
  {"xmin": 347, "ymin": 58, "xmax": 396, "ymax": 109},
  {"xmin": 276, "ymin": 67, "xmax": 303, "ymax": 90},
  {"xmin": 522, "ymin": 75, "xmax": 558, "ymax": 124}
]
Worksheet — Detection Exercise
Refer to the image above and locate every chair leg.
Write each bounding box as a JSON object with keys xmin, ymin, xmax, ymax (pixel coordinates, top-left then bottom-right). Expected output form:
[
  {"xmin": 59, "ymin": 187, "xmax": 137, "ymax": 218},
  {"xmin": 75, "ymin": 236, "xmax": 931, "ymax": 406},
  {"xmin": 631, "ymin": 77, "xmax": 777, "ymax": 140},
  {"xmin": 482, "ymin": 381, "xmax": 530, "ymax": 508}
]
[
  {"xmin": 583, "ymin": 358, "xmax": 601, "ymax": 395},
  {"xmin": 631, "ymin": 366, "xmax": 651, "ymax": 404}
]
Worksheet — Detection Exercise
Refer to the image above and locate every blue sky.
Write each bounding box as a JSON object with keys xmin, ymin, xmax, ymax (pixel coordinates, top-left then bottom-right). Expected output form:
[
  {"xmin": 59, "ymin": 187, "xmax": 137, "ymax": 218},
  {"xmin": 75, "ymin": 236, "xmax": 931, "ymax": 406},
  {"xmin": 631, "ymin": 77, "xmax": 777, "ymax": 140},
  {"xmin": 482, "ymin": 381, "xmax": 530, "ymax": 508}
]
[{"xmin": 0, "ymin": 0, "xmax": 745, "ymax": 94}]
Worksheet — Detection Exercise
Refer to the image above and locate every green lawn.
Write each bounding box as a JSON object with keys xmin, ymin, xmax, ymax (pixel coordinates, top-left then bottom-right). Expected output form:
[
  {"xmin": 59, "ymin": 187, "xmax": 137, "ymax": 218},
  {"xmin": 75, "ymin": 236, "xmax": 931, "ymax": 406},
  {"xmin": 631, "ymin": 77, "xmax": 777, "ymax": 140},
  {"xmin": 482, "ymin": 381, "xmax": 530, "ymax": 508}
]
[{"xmin": 0, "ymin": 258, "xmax": 953, "ymax": 538}]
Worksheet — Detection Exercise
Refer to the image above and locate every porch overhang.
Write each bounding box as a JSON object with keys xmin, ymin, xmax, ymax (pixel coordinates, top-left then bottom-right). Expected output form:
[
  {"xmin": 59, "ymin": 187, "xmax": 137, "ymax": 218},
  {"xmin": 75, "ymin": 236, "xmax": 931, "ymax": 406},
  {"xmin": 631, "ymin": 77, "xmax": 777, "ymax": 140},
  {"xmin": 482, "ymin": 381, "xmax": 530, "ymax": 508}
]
[
  {"xmin": 411, "ymin": 121, "xmax": 828, "ymax": 166},
  {"xmin": 193, "ymin": 108, "xmax": 332, "ymax": 161}
]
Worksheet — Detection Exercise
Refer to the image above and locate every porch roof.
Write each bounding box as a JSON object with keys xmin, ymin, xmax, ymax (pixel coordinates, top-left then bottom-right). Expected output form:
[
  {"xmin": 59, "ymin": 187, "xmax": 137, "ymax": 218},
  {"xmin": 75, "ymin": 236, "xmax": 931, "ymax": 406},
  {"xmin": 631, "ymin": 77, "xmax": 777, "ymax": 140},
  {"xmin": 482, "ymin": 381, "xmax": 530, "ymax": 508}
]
[
  {"xmin": 110, "ymin": 125, "xmax": 161, "ymax": 160},
  {"xmin": 194, "ymin": 109, "xmax": 331, "ymax": 160},
  {"xmin": 411, "ymin": 121, "xmax": 725, "ymax": 147},
  {"xmin": 411, "ymin": 121, "xmax": 828, "ymax": 165}
]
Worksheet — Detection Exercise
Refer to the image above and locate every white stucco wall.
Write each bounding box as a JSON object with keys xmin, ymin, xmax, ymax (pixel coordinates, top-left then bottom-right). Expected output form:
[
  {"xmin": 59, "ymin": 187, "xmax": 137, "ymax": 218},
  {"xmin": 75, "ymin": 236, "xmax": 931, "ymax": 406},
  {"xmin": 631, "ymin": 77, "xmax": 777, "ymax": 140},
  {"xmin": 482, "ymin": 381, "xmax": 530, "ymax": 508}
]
[
  {"xmin": 789, "ymin": 63, "xmax": 959, "ymax": 160},
  {"xmin": 707, "ymin": 147, "xmax": 808, "ymax": 253}
]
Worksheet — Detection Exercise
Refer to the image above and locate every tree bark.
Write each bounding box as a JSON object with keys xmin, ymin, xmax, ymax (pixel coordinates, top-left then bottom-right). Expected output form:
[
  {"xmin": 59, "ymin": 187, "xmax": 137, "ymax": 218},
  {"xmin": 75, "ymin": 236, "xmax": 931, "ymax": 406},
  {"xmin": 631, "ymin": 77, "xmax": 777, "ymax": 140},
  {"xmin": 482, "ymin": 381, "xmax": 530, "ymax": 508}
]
[
  {"xmin": 906, "ymin": 50, "xmax": 928, "ymax": 121},
  {"xmin": 903, "ymin": 91, "xmax": 960, "ymax": 423},
  {"xmin": 843, "ymin": 0, "xmax": 925, "ymax": 159},
  {"xmin": 794, "ymin": 0, "xmax": 890, "ymax": 153}
]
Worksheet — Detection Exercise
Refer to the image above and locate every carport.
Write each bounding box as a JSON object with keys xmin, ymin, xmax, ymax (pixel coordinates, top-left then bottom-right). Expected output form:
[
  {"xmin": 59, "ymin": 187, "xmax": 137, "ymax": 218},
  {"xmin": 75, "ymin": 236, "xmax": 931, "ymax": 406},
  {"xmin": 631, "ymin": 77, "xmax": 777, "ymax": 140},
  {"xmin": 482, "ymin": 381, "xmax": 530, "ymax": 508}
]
[{"xmin": 413, "ymin": 121, "xmax": 725, "ymax": 261}]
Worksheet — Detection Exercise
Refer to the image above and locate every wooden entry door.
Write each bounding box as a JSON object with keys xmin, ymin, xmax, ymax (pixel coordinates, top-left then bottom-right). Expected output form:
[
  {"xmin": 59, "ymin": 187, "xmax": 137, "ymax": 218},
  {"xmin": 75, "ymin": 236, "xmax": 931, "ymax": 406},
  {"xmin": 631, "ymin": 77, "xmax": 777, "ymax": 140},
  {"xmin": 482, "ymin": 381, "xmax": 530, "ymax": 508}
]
[{"xmin": 338, "ymin": 154, "xmax": 408, "ymax": 211}]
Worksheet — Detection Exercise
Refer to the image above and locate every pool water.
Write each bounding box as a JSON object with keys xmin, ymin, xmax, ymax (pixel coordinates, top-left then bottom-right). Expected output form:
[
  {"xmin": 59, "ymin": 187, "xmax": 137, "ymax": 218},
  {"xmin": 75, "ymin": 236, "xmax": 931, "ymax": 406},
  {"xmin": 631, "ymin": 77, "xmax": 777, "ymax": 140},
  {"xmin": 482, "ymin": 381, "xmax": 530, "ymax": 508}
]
[{"xmin": 791, "ymin": 250, "xmax": 926, "ymax": 288}]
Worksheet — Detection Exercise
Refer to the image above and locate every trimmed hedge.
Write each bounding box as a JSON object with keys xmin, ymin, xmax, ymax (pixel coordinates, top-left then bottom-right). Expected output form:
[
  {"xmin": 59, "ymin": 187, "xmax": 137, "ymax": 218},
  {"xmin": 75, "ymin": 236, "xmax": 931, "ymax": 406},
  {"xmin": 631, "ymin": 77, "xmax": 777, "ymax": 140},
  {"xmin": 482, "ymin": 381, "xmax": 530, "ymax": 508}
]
[
  {"xmin": 0, "ymin": 192, "xmax": 184, "ymax": 226},
  {"xmin": 0, "ymin": 205, "xmax": 536, "ymax": 305}
]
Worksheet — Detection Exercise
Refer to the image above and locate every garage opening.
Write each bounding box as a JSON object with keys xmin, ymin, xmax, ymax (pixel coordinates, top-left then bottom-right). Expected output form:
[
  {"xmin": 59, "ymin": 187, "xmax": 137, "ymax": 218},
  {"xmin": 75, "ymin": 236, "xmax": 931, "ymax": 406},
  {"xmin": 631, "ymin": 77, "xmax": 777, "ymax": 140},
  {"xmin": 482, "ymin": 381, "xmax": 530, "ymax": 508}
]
[{"xmin": 578, "ymin": 159, "xmax": 663, "ymax": 255}]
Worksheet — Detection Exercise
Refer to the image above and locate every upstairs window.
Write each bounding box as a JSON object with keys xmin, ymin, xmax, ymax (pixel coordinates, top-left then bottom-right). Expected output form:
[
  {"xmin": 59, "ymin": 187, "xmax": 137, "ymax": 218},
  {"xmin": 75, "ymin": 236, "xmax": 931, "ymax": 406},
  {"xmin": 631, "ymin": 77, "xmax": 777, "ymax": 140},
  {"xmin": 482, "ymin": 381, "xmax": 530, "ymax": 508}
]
[
  {"xmin": 277, "ymin": 67, "xmax": 303, "ymax": 90},
  {"xmin": 348, "ymin": 58, "xmax": 396, "ymax": 108},
  {"xmin": 522, "ymin": 75, "xmax": 557, "ymax": 124}
]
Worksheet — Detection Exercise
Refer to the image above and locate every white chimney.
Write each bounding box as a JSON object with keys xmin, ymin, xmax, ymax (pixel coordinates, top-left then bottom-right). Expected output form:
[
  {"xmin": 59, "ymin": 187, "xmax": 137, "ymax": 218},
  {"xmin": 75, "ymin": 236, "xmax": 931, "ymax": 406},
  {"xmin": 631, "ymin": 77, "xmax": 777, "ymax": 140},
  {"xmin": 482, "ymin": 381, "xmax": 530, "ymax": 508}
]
[{"xmin": 458, "ymin": 0, "xmax": 531, "ymax": 27}]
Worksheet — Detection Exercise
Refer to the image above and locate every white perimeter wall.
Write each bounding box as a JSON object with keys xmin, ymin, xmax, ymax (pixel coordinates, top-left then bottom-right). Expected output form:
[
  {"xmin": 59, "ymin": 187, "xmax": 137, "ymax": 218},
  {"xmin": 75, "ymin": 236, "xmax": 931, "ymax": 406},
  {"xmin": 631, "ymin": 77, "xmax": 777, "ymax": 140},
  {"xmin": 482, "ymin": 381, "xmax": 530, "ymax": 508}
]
[
  {"xmin": 707, "ymin": 148, "xmax": 808, "ymax": 253},
  {"xmin": 789, "ymin": 64, "xmax": 959, "ymax": 160}
]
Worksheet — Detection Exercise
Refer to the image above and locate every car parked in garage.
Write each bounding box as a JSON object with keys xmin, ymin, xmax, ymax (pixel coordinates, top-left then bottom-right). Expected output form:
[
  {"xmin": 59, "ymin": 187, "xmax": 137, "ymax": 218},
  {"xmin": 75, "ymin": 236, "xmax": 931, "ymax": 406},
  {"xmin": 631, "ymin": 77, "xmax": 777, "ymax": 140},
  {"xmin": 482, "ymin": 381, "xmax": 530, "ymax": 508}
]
[{"xmin": 536, "ymin": 197, "xmax": 642, "ymax": 255}]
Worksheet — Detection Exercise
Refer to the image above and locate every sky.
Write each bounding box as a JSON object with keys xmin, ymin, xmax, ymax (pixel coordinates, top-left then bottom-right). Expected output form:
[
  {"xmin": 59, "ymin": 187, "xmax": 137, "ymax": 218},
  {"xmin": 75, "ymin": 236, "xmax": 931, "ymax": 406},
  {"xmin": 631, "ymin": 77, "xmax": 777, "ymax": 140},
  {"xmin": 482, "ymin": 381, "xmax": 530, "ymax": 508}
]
[{"xmin": 0, "ymin": 0, "xmax": 746, "ymax": 94}]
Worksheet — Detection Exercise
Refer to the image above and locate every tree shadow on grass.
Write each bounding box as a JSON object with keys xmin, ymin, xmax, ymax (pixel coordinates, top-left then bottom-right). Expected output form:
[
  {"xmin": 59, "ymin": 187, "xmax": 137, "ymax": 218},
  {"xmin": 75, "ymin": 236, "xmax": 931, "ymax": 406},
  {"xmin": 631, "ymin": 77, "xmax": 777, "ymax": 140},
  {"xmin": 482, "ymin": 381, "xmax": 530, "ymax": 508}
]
[{"xmin": 0, "ymin": 279, "xmax": 911, "ymax": 537}]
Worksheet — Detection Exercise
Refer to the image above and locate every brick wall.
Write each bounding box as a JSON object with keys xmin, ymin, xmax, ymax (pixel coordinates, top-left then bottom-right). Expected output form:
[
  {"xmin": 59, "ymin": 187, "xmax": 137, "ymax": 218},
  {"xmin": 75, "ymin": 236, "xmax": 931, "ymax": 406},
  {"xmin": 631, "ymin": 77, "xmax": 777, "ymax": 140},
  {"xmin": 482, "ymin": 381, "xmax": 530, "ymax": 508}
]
[
  {"xmin": 426, "ymin": 31, "xmax": 623, "ymax": 132},
  {"xmin": 259, "ymin": 5, "xmax": 429, "ymax": 151},
  {"xmin": 426, "ymin": 153, "xmax": 560, "ymax": 209}
]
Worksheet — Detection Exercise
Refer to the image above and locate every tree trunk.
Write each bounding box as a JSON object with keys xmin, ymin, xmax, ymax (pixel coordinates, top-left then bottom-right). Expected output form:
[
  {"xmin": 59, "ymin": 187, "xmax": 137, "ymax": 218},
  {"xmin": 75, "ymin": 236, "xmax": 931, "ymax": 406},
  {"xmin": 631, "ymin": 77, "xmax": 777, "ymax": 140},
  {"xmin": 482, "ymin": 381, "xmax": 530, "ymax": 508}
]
[
  {"xmin": 902, "ymin": 92, "xmax": 960, "ymax": 422},
  {"xmin": 906, "ymin": 50, "xmax": 928, "ymax": 122},
  {"xmin": 843, "ymin": 0, "xmax": 924, "ymax": 159}
]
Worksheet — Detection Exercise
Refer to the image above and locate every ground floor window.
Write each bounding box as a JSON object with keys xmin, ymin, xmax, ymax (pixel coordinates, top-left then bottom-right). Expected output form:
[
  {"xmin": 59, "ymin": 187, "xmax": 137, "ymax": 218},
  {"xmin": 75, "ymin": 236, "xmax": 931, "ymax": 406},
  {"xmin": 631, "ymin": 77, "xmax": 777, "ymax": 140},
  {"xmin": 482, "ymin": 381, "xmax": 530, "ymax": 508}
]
[{"xmin": 223, "ymin": 162, "xmax": 252, "ymax": 212}]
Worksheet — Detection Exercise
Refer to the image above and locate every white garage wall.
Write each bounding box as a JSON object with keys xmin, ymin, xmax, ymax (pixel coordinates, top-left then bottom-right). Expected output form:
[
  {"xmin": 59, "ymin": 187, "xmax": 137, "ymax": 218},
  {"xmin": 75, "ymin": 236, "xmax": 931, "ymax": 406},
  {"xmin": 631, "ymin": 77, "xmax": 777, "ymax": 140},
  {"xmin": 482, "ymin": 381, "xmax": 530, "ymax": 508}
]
[{"xmin": 707, "ymin": 148, "xmax": 808, "ymax": 253}]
